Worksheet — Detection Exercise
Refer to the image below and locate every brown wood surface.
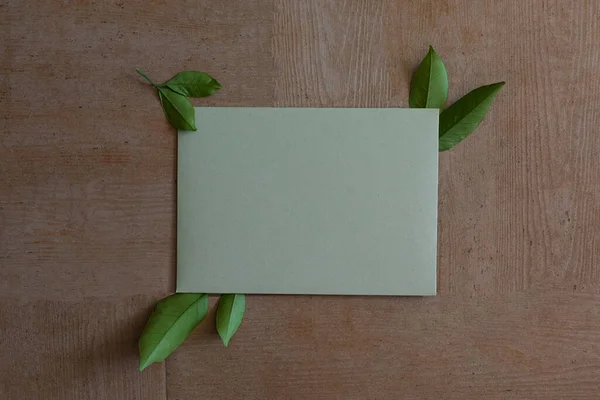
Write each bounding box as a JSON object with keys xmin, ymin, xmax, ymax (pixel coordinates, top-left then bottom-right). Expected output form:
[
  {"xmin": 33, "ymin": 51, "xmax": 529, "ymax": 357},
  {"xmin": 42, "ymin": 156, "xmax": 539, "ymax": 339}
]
[{"xmin": 1, "ymin": 0, "xmax": 600, "ymax": 399}]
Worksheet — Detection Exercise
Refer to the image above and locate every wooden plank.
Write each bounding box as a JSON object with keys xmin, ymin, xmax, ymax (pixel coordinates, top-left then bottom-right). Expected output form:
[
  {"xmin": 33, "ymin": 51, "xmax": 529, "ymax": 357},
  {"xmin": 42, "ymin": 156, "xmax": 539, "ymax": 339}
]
[
  {"xmin": 0, "ymin": 0, "xmax": 274, "ymax": 300},
  {"xmin": 167, "ymin": 291, "xmax": 600, "ymax": 399},
  {"xmin": 0, "ymin": 0, "xmax": 276, "ymax": 398},
  {"xmin": 274, "ymin": 0, "xmax": 600, "ymax": 296},
  {"xmin": 0, "ymin": 296, "xmax": 165, "ymax": 399}
]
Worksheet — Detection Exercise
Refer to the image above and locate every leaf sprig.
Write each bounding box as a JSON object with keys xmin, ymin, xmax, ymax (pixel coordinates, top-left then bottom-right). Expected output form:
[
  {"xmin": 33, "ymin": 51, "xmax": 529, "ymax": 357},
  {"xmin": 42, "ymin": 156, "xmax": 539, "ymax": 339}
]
[
  {"xmin": 136, "ymin": 69, "xmax": 221, "ymax": 131},
  {"xmin": 409, "ymin": 46, "xmax": 504, "ymax": 151},
  {"xmin": 139, "ymin": 293, "xmax": 246, "ymax": 371}
]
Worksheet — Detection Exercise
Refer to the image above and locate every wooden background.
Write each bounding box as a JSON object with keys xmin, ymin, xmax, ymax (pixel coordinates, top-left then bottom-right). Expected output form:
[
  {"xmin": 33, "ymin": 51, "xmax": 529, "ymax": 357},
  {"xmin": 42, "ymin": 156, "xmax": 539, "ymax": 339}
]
[{"xmin": 2, "ymin": 0, "xmax": 600, "ymax": 398}]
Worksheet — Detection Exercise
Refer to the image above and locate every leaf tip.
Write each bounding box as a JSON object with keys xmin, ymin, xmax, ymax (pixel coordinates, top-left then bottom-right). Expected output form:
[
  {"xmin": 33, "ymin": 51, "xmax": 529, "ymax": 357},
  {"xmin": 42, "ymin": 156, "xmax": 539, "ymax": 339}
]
[
  {"xmin": 489, "ymin": 81, "xmax": 505, "ymax": 91},
  {"xmin": 487, "ymin": 81, "xmax": 505, "ymax": 96},
  {"xmin": 139, "ymin": 359, "xmax": 150, "ymax": 372}
]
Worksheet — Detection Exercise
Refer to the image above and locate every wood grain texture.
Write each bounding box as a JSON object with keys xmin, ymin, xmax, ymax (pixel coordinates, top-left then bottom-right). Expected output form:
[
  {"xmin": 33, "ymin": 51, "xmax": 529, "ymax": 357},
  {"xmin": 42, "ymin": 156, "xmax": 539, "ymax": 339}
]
[
  {"xmin": 168, "ymin": 290, "xmax": 600, "ymax": 399},
  {"xmin": 273, "ymin": 0, "xmax": 391, "ymax": 107},
  {"xmin": 0, "ymin": 296, "xmax": 165, "ymax": 399},
  {"xmin": 1, "ymin": 0, "xmax": 600, "ymax": 398}
]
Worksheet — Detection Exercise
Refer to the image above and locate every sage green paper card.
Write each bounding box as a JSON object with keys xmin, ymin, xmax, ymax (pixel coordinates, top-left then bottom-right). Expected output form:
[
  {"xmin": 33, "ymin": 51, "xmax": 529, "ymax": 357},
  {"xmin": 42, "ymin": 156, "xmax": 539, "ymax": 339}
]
[{"xmin": 177, "ymin": 108, "xmax": 438, "ymax": 296}]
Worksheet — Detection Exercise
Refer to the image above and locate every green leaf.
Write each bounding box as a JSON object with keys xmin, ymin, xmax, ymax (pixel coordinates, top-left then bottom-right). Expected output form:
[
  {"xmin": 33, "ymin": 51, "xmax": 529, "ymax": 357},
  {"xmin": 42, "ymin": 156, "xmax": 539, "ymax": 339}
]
[
  {"xmin": 162, "ymin": 71, "xmax": 222, "ymax": 98},
  {"xmin": 409, "ymin": 46, "xmax": 448, "ymax": 109},
  {"xmin": 216, "ymin": 294, "xmax": 245, "ymax": 347},
  {"xmin": 139, "ymin": 293, "xmax": 208, "ymax": 371},
  {"xmin": 438, "ymin": 82, "xmax": 505, "ymax": 151},
  {"xmin": 157, "ymin": 87, "xmax": 197, "ymax": 131}
]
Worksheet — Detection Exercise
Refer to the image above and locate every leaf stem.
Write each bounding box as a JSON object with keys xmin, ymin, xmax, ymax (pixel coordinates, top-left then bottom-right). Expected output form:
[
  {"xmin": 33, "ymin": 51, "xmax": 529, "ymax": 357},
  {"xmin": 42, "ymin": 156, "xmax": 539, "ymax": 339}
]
[{"xmin": 136, "ymin": 68, "xmax": 158, "ymax": 87}]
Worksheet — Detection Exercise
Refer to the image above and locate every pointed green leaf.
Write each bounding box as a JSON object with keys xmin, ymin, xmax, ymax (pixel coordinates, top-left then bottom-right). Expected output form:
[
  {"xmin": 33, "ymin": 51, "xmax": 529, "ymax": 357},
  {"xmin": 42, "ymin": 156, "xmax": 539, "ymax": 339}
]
[
  {"xmin": 157, "ymin": 87, "xmax": 197, "ymax": 131},
  {"xmin": 216, "ymin": 294, "xmax": 245, "ymax": 347},
  {"xmin": 438, "ymin": 82, "xmax": 505, "ymax": 151},
  {"xmin": 139, "ymin": 293, "xmax": 208, "ymax": 371},
  {"xmin": 162, "ymin": 71, "xmax": 222, "ymax": 98},
  {"xmin": 409, "ymin": 46, "xmax": 448, "ymax": 109}
]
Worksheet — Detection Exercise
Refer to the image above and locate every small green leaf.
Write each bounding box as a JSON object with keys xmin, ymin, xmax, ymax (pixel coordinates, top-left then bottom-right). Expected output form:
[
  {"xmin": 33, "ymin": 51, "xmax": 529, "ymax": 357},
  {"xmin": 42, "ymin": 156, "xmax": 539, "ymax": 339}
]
[
  {"xmin": 438, "ymin": 82, "xmax": 504, "ymax": 151},
  {"xmin": 409, "ymin": 46, "xmax": 448, "ymax": 109},
  {"xmin": 157, "ymin": 87, "xmax": 197, "ymax": 131},
  {"xmin": 216, "ymin": 294, "xmax": 245, "ymax": 347},
  {"xmin": 139, "ymin": 293, "xmax": 208, "ymax": 371},
  {"xmin": 161, "ymin": 71, "xmax": 222, "ymax": 98}
]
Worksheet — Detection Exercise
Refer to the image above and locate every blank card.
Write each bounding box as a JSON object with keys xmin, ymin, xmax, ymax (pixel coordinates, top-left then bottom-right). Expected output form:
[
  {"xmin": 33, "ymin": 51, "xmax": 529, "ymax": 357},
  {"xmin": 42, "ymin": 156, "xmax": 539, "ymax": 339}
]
[{"xmin": 177, "ymin": 108, "xmax": 438, "ymax": 295}]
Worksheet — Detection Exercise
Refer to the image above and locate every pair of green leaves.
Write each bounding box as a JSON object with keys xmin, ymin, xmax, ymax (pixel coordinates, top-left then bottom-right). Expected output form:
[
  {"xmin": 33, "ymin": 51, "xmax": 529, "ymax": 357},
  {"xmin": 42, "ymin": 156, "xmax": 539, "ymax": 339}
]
[
  {"xmin": 409, "ymin": 46, "xmax": 504, "ymax": 151},
  {"xmin": 136, "ymin": 69, "xmax": 221, "ymax": 131},
  {"xmin": 139, "ymin": 293, "xmax": 245, "ymax": 371}
]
